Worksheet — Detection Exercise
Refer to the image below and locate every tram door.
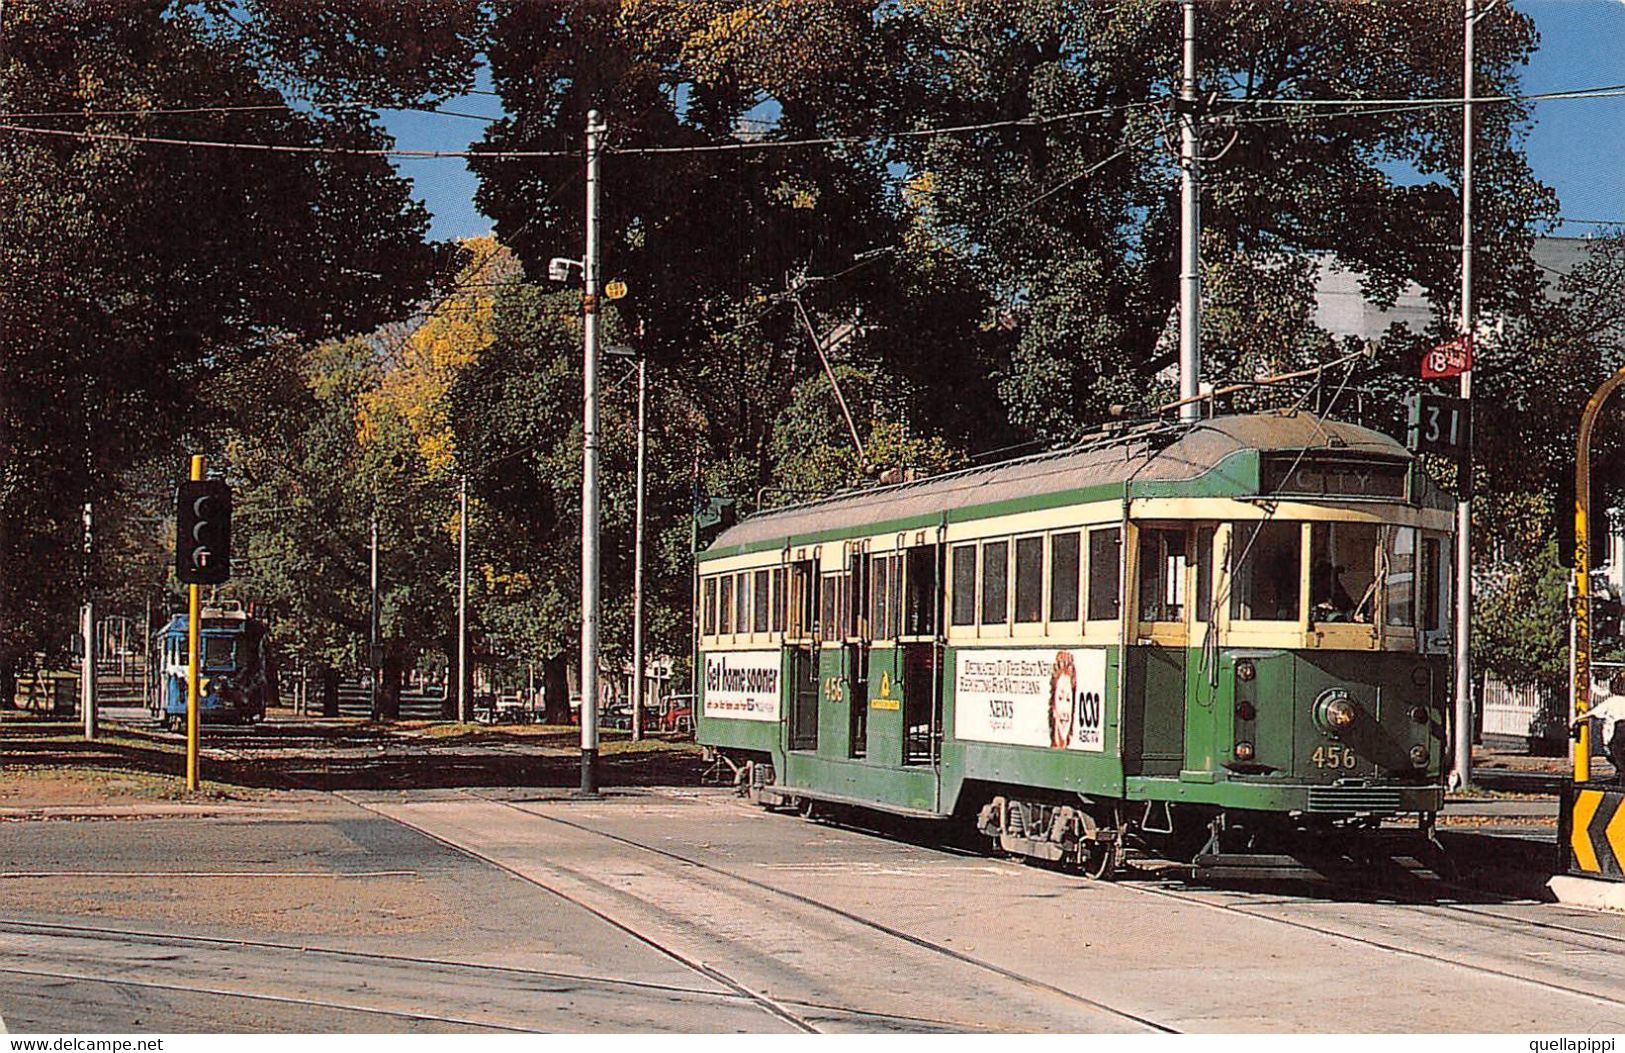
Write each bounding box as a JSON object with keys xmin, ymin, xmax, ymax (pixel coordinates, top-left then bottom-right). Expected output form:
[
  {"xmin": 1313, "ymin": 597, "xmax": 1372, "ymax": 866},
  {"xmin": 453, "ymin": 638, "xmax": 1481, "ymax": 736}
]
[
  {"xmin": 787, "ymin": 558, "xmax": 820, "ymax": 751},
  {"xmin": 1183, "ymin": 526, "xmax": 1221, "ymax": 774},
  {"xmin": 1129, "ymin": 526, "xmax": 1190, "ymax": 775},
  {"xmin": 900, "ymin": 543, "xmax": 944, "ymax": 766}
]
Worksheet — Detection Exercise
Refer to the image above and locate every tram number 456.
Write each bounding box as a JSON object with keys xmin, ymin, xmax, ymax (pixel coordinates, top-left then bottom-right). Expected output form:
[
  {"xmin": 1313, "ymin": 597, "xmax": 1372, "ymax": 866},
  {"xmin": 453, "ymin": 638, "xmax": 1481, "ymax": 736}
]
[{"xmin": 1311, "ymin": 744, "xmax": 1359, "ymax": 770}]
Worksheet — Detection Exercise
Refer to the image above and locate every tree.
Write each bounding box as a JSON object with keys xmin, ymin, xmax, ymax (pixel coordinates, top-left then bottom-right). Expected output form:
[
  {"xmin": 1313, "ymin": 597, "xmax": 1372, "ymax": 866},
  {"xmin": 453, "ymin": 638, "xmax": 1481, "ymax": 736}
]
[{"xmin": 0, "ymin": 2, "xmax": 479, "ymax": 695}]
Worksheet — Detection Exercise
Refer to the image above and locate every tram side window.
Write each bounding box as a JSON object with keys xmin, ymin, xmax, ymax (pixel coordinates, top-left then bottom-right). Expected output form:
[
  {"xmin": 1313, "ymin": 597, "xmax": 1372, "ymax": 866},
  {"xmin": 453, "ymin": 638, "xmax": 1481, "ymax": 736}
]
[
  {"xmin": 703, "ymin": 577, "xmax": 718, "ymax": 636},
  {"xmin": 1138, "ymin": 528, "xmax": 1186, "ymax": 623},
  {"xmin": 1087, "ymin": 528, "xmax": 1121, "ymax": 621},
  {"xmin": 904, "ymin": 546, "xmax": 939, "ymax": 636},
  {"xmin": 849, "ymin": 553, "xmax": 869, "ymax": 638},
  {"xmin": 1421, "ymin": 538, "xmax": 1442, "ymax": 631},
  {"xmin": 788, "ymin": 561, "xmax": 816, "ymax": 638},
  {"xmin": 1231, "ymin": 521, "xmax": 1302, "ymax": 621},
  {"xmin": 820, "ymin": 576, "xmax": 839, "ymax": 641},
  {"xmin": 771, "ymin": 567, "xmax": 786, "ymax": 633},
  {"xmin": 1195, "ymin": 526, "xmax": 1215, "ymax": 621},
  {"xmin": 735, "ymin": 573, "xmax": 750, "ymax": 633},
  {"xmin": 1014, "ymin": 537, "xmax": 1044, "ymax": 624},
  {"xmin": 719, "ymin": 576, "xmax": 734, "ymax": 634},
  {"xmin": 1050, "ymin": 532, "xmax": 1080, "ymax": 623},
  {"xmin": 951, "ymin": 545, "xmax": 977, "ymax": 626},
  {"xmin": 1384, "ymin": 527, "xmax": 1416, "ymax": 627},
  {"xmin": 869, "ymin": 555, "xmax": 902, "ymax": 639},
  {"xmin": 753, "ymin": 570, "xmax": 770, "ymax": 633},
  {"xmin": 981, "ymin": 540, "xmax": 1009, "ymax": 626}
]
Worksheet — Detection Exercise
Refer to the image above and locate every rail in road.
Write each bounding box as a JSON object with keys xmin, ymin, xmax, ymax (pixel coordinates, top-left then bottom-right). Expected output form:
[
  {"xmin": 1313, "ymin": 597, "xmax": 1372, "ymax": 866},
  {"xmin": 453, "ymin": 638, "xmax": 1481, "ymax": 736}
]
[{"xmin": 338, "ymin": 789, "xmax": 1625, "ymax": 1032}]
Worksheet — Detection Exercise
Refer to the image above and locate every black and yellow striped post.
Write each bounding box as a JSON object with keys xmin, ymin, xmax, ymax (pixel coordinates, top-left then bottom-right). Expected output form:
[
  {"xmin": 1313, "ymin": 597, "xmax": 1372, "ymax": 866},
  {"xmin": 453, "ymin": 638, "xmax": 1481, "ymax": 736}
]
[{"xmin": 1562, "ymin": 783, "xmax": 1625, "ymax": 881}]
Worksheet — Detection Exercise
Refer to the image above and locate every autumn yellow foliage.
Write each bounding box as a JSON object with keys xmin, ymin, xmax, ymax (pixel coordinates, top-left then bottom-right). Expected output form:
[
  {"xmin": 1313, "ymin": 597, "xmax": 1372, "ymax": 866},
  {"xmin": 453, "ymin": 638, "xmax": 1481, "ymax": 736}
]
[{"xmin": 357, "ymin": 236, "xmax": 519, "ymax": 476}]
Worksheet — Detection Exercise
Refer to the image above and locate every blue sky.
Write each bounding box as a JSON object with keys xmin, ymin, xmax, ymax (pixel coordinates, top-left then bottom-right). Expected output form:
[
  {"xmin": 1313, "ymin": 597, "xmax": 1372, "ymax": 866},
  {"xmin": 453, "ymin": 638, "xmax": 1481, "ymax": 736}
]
[{"xmin": 383, "ymin": 1, "xmax": 1625, "ymax": 243}]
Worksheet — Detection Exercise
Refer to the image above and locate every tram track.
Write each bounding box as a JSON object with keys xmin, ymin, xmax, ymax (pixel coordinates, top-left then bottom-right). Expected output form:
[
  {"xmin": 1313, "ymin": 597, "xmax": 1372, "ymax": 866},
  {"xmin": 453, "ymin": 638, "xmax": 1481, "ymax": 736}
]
[
  {"xmin": 501, "ymin": 788, "xmax": 1625, "ymax": 1024},
  {"xmin": 0, "ymin": 916, "xmax": 975, "ymax": 1033},
  {"xmin": 0, "ymin": 962, "xmax": 535, "ymax": 1032},
  {"xmin": 334, "ymin": 790, "xmax": 825, "ymax": 1033},
  {"xmin": 457, "ymin": 789, "xmax": 1180, "ymax": 1034},
  {"xmin": 1118, "ymin": 879, "xmax": 1625, "ymax": 1012}
]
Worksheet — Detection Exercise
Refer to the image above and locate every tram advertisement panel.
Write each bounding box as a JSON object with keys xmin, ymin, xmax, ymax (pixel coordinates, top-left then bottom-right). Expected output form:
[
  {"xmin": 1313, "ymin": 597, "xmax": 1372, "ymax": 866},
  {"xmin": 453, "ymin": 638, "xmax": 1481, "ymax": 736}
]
[
  {"xmin": 955, "ymin": 648, "xmax": 1106, "ymax": 752},
  {"xmin": 702, "ymin": 651, "xmax": 782, "ymax": 722}
]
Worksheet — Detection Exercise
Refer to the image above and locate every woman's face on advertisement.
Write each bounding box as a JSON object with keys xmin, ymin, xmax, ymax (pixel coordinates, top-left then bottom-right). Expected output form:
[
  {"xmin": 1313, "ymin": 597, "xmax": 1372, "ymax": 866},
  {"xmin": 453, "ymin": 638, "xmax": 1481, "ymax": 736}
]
[{"xmin": 1052, "ymin": 673, "xmax": 1075, "ymax": 734}]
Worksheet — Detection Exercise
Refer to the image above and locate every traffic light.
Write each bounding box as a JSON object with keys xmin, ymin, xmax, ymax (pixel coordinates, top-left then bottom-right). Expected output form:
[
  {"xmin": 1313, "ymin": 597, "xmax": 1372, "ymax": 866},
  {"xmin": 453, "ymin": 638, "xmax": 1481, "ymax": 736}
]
[
  {"xmin": 1556, "ymin": 472, "xmax": 1608, "ymax": 571},
  {"xmin": 175, "ymin": 479, "xmax": 232, "ymax": 584}
]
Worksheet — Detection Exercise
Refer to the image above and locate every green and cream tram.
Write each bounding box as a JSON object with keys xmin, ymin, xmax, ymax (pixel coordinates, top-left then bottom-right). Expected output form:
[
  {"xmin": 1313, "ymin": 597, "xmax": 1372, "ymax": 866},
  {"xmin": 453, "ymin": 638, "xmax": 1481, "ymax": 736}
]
[{"xmin": 696, "ymin": 412, "xmax": 1455, "ymax": 875}]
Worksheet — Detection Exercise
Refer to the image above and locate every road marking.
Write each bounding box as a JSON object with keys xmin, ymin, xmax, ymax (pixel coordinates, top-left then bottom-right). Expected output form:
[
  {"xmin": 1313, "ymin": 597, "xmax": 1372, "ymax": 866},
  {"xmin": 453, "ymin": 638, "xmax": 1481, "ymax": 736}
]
[
  {"xmin": 0, "ymin": 870, "xmax": 416, "ymax": 879},
  {"xmin": 1572, "ymin": 790, "xmax": 1603, "ymax": 873}
]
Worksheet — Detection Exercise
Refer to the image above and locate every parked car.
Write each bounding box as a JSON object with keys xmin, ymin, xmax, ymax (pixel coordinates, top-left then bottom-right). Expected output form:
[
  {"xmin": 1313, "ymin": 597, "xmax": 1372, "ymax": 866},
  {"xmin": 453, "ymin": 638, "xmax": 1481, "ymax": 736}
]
[{"xmin": 662, "ymin": 694, "xmax": 694, "ymax": 735}]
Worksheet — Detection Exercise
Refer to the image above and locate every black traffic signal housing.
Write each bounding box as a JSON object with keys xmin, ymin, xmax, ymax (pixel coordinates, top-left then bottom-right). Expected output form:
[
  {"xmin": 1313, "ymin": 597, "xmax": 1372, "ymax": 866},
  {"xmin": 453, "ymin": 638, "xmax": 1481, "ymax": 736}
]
[
  {"xmin": 1556, "ymin": 471, "xmax": 1609, "ymax": 571},
  {"xmin": 175, "ymin": 479, "xmax": 232, "ymax": 584}
]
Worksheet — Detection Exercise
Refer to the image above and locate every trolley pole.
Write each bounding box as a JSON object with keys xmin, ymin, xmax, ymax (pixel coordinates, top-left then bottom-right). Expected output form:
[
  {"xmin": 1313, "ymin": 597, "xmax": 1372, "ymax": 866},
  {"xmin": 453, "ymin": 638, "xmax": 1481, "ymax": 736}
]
[
  {"xmin": 1451, "ymin": 0, "xmax": 1476, "ymax": 790},
  {"xmin": 631, "ymin": 353, "xmax": 647, "ymax": 742},
  {"xmin": 1177, "ymin": 0, "xmax": 1202, "ymax": 422},
  {"xmin": 81, "ymin": 501, "xmax": 96, "ymax": 741},
  {"xmin": 186, "ymin": 454, "xmax": 203, "ymax": 791},
  {"xmin": 458, "ymin": 473, "xmax": 470, "ymax": 723},
  {"xmin": 579, "ymin": 108, "xmax": 606, "ymax": 794}
]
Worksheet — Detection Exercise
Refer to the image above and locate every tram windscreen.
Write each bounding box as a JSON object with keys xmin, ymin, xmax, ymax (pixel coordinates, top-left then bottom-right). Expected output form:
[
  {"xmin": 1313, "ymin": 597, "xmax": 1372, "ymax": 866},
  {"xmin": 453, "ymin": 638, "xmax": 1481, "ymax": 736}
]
[
  {"xmin": 1309, "ymin": 522, "xmax": 1379, "ymax": 623},
  {"xmin": 202, "ymin": 636, "xmax": 237, "ymax": 669},
  {"xmin": 1230, "ymin": 522, "xmax": 1301, "ymax": 621}
]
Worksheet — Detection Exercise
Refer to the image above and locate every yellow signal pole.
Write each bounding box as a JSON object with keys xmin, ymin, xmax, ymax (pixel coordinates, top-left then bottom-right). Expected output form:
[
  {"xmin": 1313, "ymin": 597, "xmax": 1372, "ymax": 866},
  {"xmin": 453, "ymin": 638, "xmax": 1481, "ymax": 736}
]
[
  {"xmin": 186, "ymin": 454, "xmax": 203, "ymax": 791},
  {"xmin": 1572, "ymin": 365, "xmax": 1625, "ymax": 785}
]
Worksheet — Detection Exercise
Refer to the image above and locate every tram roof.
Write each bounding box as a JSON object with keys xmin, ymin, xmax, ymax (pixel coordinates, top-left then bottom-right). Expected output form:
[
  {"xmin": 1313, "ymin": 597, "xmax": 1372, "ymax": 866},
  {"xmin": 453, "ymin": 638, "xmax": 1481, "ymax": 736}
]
[{"xmin": 704, "ymin": 411, "xmax": 1413, "ymax": 555}]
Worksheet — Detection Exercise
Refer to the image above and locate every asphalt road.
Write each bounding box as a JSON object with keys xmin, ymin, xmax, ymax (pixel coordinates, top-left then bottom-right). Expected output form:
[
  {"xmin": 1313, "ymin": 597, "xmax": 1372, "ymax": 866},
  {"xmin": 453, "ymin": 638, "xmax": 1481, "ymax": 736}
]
[{"xmin": 1, "ymin": 784, "xmax": 1622, "ymax": 1033}]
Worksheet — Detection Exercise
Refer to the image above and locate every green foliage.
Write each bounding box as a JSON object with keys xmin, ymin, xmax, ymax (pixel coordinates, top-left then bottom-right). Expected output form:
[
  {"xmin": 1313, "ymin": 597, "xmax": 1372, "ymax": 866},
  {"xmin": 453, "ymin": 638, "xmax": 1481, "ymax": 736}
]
[
  {"xmin": 1472, "ymin": 541, "xmax": 1570, "ymax": 694},
  {"xmin": 0, "ymin": 1, "xmax": 476, "ymax": 671}
]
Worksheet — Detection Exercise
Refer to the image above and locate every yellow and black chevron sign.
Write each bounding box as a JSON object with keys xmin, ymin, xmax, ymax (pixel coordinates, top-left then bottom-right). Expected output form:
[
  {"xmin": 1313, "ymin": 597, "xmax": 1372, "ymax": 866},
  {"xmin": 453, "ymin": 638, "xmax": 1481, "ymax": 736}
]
[{"xmin": 1564, "ymin": 784, "xmax": 1625, "ymax": 881}]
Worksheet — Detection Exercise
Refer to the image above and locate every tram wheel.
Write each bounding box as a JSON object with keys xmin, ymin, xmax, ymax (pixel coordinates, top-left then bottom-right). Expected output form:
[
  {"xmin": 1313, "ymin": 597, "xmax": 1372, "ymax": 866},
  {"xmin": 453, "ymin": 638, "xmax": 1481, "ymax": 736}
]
[{"xmin": 1081, "ymin": 840, "xmax": 1118, "ymax": 881}]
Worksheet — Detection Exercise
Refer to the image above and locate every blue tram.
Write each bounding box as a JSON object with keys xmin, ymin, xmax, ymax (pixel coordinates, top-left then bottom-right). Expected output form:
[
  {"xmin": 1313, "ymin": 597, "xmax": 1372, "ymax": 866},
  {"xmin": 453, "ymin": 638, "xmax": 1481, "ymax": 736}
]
[{"xmin": 151, "ymin": 602, "xmax": 273, "ymax": 729}]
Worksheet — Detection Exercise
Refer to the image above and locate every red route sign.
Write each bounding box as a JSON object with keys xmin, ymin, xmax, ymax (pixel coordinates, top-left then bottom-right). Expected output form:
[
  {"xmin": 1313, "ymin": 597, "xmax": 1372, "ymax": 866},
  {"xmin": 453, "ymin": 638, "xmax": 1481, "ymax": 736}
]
[{"xmin": 1422, "ymin": 334, "xmax": 1473, "ymax": 379}]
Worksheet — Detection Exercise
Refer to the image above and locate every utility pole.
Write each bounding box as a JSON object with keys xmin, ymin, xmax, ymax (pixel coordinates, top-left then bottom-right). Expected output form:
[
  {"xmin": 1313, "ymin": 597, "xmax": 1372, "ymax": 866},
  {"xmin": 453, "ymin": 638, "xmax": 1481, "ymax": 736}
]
[
  {"xmin": 1178, "ymin": 0, "xmax": 1202, "ymax": 423},
  {"xmin": 457, "ymin": 473, "xmax": 470, "ymax": 723},
  {"xmin": 369, "ymin": 512, "xmax": 379, "ymax": 721},
  {"xmin": 81, "ymin": 501, "xmax": 96, "ymax": 740},
  {"xmin": 631, "ymin": 353, "xmax": 648, "ymax": 741},
  {"xmin": 579, "ymin": 108, "xmax": 607, "ymax": 793},
  {"xmin": 185, "ymin": 456, "xmax": 203, "ymax": 790},
  {"xmin": 1452, "ymin": 0, "xmax": 1476, "ymax": 790}
]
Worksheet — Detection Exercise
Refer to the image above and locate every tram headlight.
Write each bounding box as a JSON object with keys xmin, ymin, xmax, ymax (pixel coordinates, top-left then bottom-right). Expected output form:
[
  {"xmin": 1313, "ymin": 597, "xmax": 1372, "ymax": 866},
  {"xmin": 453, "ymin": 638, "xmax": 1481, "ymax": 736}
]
[
  {"xmin": 1234, "ymin": 741, "xmax": 1256, "ymax": 761},
  {"xmin": 1236, "ymin": 660, "xmax": 1256, "ymax": 682},
  {"xmin": 1317, "ymin": 695, "xmax": 1357, "ymax": 732},
  {"xmin": 1409, "ymin": 744, "xmax": 1430, "ymax": 768}
]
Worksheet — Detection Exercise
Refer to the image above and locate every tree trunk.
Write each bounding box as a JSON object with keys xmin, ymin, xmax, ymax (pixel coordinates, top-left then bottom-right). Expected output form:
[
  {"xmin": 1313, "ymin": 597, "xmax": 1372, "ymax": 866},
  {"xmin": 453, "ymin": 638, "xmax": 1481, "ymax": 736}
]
[
  {"xmin": 441, "ymin": 641, "xmax": 457, "ymax": 720},
  {"xmin": 0, "ymin": 657, "xmax": 15, "ymax": 710},
  {"xmin": 320, "ymin": 665, "xmax": 340, "ymax": 718},
  {"xmin": 381, "ymin": 646, "xmax": 402, "ymax": 721},
  {"xmin": 542, "ymin": 653, "xmax": 570, "ymax": 725}
]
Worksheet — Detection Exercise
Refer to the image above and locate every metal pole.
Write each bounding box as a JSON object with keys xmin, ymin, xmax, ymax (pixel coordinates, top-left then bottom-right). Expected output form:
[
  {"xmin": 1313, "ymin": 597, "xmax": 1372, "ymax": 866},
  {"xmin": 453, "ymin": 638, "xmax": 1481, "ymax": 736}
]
[
  {"xmin": 1177, "ymin": 0, "xmax": 1202, "ymax": 422},
  {"xmin": 186, "ymin": 455, "xmax": 203, "ymax": 790},
  {"xmin": 580, "ymin": 108, "xmax": 606, "ymax": 793},
  {"xmin": 81, "ymin": 501, "xmax": 96, "ymax": 740},
  {"xmin": 1451, "ymin": 0, "xmax": 1476, "ymax": 790},
  {"xmin": 1570, "ymin": 365, "xmax": 1625, "ymax": 784},
  {"xmin": 370, "ymin": 513, "xmax": 379, "ymax": 721},
  {"xmin": 142, "ymin": 595, "xmax": 151, "ymax": 713},
  {"xmin": 458, "ymin": 473, "xmax": 470, "ymax": 722},
  {"xmin": 632, "ymin": 354, "xmax": 647, "ymax": 741}
]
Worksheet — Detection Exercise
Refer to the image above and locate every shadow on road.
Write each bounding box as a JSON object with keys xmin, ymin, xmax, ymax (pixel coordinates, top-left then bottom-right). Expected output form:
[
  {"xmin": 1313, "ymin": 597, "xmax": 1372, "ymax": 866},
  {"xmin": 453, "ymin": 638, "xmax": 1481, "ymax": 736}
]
[{"xmin": 0, "ymin": 716, "xmax": 708, "ymax": 793}]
